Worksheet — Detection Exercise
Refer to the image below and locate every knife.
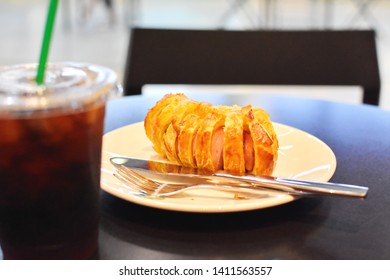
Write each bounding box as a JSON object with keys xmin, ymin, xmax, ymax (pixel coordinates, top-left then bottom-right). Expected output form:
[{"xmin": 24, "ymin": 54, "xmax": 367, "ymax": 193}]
[{"xmin": 110, "ymin": 156, "xmax": 368, "ymax": 198}]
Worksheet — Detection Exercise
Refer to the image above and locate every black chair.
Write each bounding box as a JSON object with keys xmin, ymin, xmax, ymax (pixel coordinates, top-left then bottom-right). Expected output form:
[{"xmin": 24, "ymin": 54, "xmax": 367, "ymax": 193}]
[{"xmin": 123, "ymin": 28, "xmax": 381, "ymax": 105}]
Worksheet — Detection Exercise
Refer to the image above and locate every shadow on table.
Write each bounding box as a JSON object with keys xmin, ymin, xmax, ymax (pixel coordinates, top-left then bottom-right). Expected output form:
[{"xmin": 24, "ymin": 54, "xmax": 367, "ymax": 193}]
[{"xmin": 99, "ymin": 191, "xmax": 332, "ymax": 260}]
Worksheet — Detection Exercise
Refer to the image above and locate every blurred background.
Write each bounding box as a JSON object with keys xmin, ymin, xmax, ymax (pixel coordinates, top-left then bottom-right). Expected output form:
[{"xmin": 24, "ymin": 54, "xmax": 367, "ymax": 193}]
[{"xmin": 1, "ymin": 0, "xmax": 390, "ymax": 109}]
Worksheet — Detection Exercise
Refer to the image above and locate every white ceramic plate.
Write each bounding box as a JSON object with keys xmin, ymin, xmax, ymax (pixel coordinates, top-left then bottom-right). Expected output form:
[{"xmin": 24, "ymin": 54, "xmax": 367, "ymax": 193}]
[{"xmin": 101, "ymin": 122, "xmax": 336, "ymax": 213}]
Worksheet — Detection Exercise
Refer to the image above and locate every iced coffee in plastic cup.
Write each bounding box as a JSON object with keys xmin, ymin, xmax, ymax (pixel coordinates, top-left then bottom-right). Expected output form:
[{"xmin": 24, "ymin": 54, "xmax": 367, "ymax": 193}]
[{"xmin": 0, "ymin": 62, "xmax": 120, "ymax": 259}]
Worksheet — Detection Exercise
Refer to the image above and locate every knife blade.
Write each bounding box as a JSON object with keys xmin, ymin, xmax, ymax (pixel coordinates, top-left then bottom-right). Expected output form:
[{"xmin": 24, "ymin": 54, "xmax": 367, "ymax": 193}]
[{"xmin": 110, "ymin": 156, "xmax": 368, "ymax": 198}]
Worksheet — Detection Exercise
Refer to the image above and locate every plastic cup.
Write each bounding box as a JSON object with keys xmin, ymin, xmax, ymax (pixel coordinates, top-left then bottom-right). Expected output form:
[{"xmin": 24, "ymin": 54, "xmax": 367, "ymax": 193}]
[{"xmin": 0, "ymin": 62, "xmax": 121, "ymax": 259}]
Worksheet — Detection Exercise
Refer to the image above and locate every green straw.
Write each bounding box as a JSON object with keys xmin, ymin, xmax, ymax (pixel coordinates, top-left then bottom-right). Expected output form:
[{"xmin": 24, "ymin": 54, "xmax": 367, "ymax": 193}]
[{"xmin": 36, "ymin": 0, "xmax": 59, "ymax": 85}]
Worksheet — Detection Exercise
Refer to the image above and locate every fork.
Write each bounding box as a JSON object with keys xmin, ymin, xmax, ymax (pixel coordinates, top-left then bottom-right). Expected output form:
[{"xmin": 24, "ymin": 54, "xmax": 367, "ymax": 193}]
[{"xmin": 113, "ymin": 166, "xmax": 303, "ymax": 198}]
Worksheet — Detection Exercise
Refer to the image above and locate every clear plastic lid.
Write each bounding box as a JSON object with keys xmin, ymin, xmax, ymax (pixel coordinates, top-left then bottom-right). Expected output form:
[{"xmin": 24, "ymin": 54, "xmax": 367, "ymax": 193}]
[{"xmin": 0, "ymin": 62, "xmax": 122, "ymax": 112}]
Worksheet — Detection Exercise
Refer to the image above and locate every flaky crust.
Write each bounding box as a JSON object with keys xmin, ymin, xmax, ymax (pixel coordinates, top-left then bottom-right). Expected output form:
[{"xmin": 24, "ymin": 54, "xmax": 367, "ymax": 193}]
[
  {"xmin": 223, "ymin": 108, "xmax": 245, "ymax": 175},
  {"xmin": 144, "ymin": 93, "xmax": 278, "ymax": 176}
]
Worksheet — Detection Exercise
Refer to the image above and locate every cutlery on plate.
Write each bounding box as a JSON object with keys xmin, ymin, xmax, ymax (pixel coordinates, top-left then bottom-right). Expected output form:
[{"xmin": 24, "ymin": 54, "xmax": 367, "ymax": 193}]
[
  {"xmin": 113, "ymin": 165, "xmax": 275, "ymax": 198},
  {"xmin": 109, "ymin": 156, "xmax": 369, "ymax": 198}
]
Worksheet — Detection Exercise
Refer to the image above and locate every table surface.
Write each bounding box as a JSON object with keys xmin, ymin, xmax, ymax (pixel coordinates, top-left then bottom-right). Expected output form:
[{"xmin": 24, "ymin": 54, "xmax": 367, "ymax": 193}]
[{"xmin": 98, "ymin": 93, "xmax": 390, "ymax": 260}]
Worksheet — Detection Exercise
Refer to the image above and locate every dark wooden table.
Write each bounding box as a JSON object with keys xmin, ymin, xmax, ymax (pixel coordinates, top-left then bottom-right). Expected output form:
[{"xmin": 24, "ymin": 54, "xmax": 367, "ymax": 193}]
[{"xmin": 98, "ymin": 93, "xmax": 390, "ymax": 260}]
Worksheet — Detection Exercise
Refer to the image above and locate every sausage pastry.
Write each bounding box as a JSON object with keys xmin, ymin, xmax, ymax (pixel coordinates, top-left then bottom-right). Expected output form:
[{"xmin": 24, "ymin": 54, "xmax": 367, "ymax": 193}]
[{"xmin": 144, "ymin": 93, "xmax": 278, "ymax": 176}]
